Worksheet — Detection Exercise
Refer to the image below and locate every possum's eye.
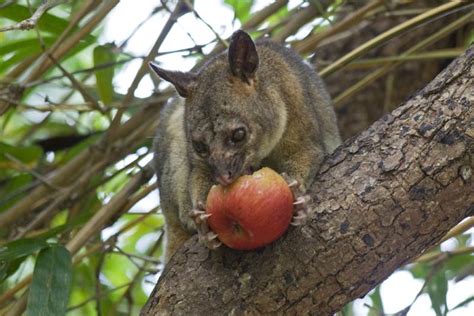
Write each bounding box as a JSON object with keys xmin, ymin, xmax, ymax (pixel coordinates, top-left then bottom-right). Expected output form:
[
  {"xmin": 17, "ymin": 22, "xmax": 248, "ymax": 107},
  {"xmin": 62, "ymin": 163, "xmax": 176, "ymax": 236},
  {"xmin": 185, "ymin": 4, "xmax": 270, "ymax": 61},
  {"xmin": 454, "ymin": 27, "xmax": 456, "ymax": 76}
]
[
  {"xmin": 192, "ymin": 140, "xmax": 208, "ymax": 156},
  {"xmin": 230, "ymin": 127, "xmax": 246, "ymax": 144}
]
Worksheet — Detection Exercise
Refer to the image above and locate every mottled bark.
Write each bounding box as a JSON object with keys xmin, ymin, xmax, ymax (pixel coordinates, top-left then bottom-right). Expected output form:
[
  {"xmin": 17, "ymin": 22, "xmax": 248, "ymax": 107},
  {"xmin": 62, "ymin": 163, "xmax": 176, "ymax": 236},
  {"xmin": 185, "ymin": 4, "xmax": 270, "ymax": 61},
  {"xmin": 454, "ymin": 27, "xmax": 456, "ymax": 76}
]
[{"xmin": 142, "ymin": 46, "xmax": 473, "ymax": 315}]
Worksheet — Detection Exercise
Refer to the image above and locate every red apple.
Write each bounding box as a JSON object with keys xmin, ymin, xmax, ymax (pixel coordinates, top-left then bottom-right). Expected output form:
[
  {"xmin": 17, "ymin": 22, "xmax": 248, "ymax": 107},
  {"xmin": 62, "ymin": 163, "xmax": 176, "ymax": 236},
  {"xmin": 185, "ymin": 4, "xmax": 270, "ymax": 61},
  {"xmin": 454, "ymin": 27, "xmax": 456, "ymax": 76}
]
[{"xmin": 206, "ymin": 167, "xmax": 294, "ymax": 250}]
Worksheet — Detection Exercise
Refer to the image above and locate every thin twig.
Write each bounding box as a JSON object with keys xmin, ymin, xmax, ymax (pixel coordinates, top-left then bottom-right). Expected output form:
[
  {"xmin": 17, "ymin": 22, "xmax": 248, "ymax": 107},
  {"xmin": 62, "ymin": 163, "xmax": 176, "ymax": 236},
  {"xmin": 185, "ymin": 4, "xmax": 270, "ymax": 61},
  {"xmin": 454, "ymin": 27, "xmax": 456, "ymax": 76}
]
[
  {"xmin": 345, "ymin": 49, "xmax": 464, "ymax": 70},
  {"xmin": 294, "ymin": 0, "xmax": 384, "ymax": 54},
  {"xmin": 183, "ymin": 0, "xmax": 228, "ymax": 47},
  {"xmin": 67, "ymin": 282, "xmax": 133, "ymax": 311},
  {"xmin": 243, "ymin": 0, "xmax": 288, "ymax": 30},
  {"xmin": 0, "ymin": 0, "xmax": 15, "ymax": 10},
  {"xmin": 25, "ymin": 57, "xmax": 135, "ymax": 87},
  {"xmin": 440, "ymin": 217, "xmax": 474, "ymax": 243},
  {"xmin": 110, "ymin": 233, "xmax": 163, "ymax": 312},
  {"xmin": 106, "ymin": 0, "xmax": 187, "ymax": 141},
  {"xmin": 416, "ymin": 246, "xmax": 474, "ymax": 264},
  {"xmin": 119, "ymin": 5, "xmax": 164, "ymax": 50},
  {"xmin": 46, "ymin": 52, "xmax": 105, "ymax": 113},
  {"xmin": 3, "ymin": 153, "xmax": 60, "ymax": 191},
  {"xmin": 0, "ymin": 0, "xmax": 65, "ymax": 32},
  {"xmin": 273, "ymin": 1, "xmax": 332, "ymax": 42}
]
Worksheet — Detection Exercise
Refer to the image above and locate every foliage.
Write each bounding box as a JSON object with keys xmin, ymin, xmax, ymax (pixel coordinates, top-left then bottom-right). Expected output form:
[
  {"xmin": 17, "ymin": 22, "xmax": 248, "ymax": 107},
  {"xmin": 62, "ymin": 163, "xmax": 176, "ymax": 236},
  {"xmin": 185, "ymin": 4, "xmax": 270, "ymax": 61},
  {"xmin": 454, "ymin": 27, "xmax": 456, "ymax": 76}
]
[
  {"xmin": 26, "ymin": 245, "xmax": 72, "ymax": 316},
  {"xmin": 0, "ymin": 0, "xmax": 472, "ymax": 315}
]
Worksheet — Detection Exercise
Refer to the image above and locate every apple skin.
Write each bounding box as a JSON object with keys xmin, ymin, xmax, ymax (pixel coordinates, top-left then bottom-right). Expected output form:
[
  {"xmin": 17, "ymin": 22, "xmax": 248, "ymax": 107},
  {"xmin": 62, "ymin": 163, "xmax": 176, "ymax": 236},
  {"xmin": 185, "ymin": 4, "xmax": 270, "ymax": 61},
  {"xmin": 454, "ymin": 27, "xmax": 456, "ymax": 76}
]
[{"xmin": 206, "ymin": 167, "xmax": 294, "ymax": 250}]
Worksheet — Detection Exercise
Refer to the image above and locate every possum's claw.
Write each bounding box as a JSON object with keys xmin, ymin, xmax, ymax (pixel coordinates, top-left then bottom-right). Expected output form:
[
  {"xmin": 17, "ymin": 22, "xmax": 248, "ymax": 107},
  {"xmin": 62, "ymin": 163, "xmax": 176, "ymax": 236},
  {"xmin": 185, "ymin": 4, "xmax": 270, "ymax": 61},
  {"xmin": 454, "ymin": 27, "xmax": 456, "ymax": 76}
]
[
  {"xmin": 291, "ymin": 210, "xmax": 308, "ymax": 226},
  {"xmin": 281, "ymin": 173, "xmax": 311, "ymax": 226},
  {"xmin": 202, "ymin": 232, "xmax": 222, "ymax": 249},
  {"xmin": 293, "ymin": 195, "xmax": 310, "ymax": 206},
  {"xmin": 190, "ymin": 204, "xmax": 222, "ymax": 250}
]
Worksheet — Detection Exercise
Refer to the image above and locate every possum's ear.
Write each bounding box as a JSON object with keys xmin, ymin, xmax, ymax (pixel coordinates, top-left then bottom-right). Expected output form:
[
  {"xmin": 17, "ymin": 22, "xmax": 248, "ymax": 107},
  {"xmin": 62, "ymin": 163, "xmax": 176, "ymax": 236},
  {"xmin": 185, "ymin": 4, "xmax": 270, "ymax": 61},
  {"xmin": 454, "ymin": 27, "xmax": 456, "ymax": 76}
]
[
  {"xmin": 228, "ymin": 30, "xmax": 259, "ymax": 84},
  {"xmin": 149, "ymin": 63, "xmax": 197, "ymax": 98}
]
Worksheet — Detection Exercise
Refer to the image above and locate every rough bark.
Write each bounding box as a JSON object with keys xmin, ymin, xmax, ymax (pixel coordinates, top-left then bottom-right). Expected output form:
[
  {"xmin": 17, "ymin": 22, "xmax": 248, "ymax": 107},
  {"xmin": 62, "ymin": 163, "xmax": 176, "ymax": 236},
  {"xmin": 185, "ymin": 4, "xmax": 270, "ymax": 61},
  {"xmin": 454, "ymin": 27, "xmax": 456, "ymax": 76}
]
[{"xmin": 142, "ymin": 46, "xmax": 473, "ymax": 315}]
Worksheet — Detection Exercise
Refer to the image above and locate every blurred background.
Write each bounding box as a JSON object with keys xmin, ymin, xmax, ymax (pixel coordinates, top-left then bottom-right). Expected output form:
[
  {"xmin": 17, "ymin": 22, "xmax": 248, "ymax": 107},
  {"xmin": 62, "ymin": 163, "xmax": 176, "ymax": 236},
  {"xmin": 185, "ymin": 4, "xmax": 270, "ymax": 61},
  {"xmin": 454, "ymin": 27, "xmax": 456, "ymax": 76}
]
[{"xmin": 0, "ymin": 0, "xmax": 473, "ymax": 315}]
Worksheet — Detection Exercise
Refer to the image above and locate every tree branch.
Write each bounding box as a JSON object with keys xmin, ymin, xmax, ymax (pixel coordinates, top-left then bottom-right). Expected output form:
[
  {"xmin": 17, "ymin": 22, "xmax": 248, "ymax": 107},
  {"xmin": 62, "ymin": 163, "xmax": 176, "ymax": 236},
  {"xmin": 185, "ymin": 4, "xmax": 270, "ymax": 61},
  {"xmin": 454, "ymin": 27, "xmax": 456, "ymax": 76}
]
[
  {"xmin": 142, "ymin": 45, "xmax": 473, "ymax": 315},
  {"xmin": 0, "ymin": 0, "xmax": 65, "ymax": 33}
]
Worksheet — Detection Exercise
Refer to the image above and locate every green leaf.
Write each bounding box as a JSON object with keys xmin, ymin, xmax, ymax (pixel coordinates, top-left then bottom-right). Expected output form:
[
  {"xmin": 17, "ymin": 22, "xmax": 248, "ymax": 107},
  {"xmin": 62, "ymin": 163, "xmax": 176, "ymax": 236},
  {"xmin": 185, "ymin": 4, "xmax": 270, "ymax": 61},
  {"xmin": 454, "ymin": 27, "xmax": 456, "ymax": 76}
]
[
  {"xmin": 0, "ymin": 107, "xmax": 16, "ymax": 135},
  {"xmin": 0, "ymin": 37, "xmax": 55, "ymax": 74},
  {"xmin": 102, "ymin": 252, "xmax": 134, "ymax": 290},
  {"xmin": 55, "ymin": 133, "xmax": 101, "ymax": 164},
  {"xmin": 0, "ymin": 256, "xmax": 25, "ymax": 282},
  {"xmin": 451, "ymin": 296, "xmax": 474, "ymax": 311},
  {"xmin": 100, "ymin": 170, "xmax": 130, "ymax": 197},
  {"xmin": 119, "ymin": 214, "xmax": 164, "ymax": 254},
  {"xmin": 131, "ymin": 279, "xmax": 149, "ymax": 306},
  {"xmin": 26, "ymin": 245, "xmax": 72, "ymax": 316},
  {"xmin": 466, "ymin": 28, "xmax": 474, "ymax": 46},
  {"xmin": 68, "ymin": 260, "xmax": 97, "ymax": 315},
  {"xmin": 410, "ymin": 262, "xmax": 430, "ymax": 279},
  {"xmin": 0, "ymin": 173, "xmax": 33, "ymax": 212},
  {"xmin": 444, "ymin": 253, "xmax": 474, "ymax": 279},
  {"xmin": 93, "ymin": 44, "xmax": 116, "ymax": 105},
  {"xmin": 0, "ymin": 37, "xmax": 55, "ymax": 56},
  {"xmin": 0, "ymin": 238, "xmax": 49, "ymax": 261},
  {"xmin": 341, "ymin": 301, "xmax": 353, "ymax": 316},
  {"xmin": 0, "ymin": 51, "xmax": 34, "ymax": 74},
  {"xmin": 267, "ymin": 5, "xmax": 288, "ymax": 25},
  {"xmin": 32, "ymin": 122, "xmax": 79, "ymax": 141},
  {"xmin": 224, "ymin": 0, "xmax": 253, "ymax": 23},
  {"xmin": 368, "ymin": 286, "xmax": 384, "ymax": 316},
  {"xmin": 427, "ymin": 270, "xmax": 448, "ymax": 316},
  {"xmin": 0, "ymin": 142, "xmax": 43, "ymax": 166}
]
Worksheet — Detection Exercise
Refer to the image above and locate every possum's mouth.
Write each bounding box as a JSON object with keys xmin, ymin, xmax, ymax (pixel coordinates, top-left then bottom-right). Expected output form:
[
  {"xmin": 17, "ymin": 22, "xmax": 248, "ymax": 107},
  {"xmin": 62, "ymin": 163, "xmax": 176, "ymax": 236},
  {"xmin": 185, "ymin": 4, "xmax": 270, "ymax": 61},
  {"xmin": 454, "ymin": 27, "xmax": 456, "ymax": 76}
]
[
  {"xmin": 216, "ymin": 174, "xmax": 234, "ymax": 186},
  {"xmin": 214, "ymin": 165, "xmax": 257, "ymax": 186}
]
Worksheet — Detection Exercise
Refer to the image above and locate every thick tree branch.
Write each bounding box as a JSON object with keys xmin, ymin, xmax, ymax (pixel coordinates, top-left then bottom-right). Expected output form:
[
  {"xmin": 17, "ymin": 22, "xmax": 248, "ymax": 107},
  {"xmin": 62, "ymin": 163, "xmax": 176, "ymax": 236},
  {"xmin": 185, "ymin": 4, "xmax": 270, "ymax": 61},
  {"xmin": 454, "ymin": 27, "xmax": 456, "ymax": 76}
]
[{"xmin": 142, "ymin": 46, "xmax": 473, "ymax": 315}]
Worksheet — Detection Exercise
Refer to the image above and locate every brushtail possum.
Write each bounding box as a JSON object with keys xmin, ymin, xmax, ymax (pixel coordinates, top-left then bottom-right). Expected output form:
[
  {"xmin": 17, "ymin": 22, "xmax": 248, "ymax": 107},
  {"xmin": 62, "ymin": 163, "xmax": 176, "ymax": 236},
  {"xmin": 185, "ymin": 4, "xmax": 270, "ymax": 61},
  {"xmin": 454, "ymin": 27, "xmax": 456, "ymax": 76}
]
[{"xmin": 150, "ymin": 30, "xmax": 341, "ymax": 262}]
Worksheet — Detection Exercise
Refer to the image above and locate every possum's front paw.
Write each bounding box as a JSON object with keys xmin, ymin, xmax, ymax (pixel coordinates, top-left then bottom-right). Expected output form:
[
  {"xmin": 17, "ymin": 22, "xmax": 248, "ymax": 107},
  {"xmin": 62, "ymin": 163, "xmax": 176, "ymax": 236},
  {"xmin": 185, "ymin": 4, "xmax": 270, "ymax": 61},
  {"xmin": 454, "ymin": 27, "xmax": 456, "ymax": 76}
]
[
  {"xmin": 281, "ymin": 173, "xmax": 311, "ymax": 226},
  {"xmin": 190, "ymin": 202, "xmax": 222, "ymax": 249}
]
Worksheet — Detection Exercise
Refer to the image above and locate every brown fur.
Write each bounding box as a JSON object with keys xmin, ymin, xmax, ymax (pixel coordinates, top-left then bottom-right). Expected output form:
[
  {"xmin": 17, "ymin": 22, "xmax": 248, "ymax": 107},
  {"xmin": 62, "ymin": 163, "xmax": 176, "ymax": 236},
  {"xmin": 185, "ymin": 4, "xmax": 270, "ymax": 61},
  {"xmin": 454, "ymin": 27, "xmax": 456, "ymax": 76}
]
[{"xmin": 151, "ymin": 31, "xmax": 341, "ymax": 262}]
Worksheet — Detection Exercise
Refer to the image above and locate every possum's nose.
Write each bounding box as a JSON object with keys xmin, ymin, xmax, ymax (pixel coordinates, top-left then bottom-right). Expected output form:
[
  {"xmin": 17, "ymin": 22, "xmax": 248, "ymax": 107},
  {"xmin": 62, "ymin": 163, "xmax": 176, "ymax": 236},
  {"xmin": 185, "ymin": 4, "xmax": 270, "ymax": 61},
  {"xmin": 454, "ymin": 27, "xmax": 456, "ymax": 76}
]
[{"xmin": 210, "ymin": 153, "xmax": 244, "ymax": 185}]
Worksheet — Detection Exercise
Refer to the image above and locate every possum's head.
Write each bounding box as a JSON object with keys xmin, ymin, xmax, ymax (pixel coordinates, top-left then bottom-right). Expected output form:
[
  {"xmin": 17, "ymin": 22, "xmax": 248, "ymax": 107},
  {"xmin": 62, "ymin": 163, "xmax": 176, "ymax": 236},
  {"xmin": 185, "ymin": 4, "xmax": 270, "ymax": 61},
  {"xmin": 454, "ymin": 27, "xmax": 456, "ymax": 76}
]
[{"xmin": 150, "ymin": 30, "xmax": 287, "ymax": 186}]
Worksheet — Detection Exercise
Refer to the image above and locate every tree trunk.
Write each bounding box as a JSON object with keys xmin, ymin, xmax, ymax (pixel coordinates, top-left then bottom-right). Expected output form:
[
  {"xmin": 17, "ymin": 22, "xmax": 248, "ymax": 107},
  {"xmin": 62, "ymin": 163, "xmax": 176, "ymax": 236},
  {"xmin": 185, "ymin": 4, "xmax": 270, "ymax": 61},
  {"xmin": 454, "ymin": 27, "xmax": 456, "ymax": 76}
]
[{"xmin": 142, "ymin": 46, "xmax": 473, "ymax": 315}]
